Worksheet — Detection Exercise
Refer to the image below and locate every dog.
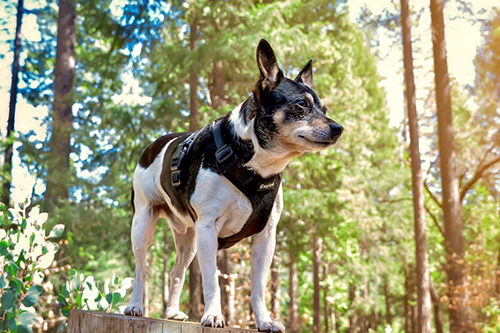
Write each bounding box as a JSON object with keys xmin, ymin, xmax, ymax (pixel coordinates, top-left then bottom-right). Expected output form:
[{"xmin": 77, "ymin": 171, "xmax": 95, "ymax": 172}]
[{"xmin": 124, "ymin": 39, "xmax": 343, "ymax": 332}]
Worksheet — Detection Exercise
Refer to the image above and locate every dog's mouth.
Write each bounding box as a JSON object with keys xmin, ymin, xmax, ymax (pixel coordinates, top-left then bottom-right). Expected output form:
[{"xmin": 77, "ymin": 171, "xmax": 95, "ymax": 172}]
[{"xmin": 298, "ymin": 135, "xmax": 337, "ymax": 146}]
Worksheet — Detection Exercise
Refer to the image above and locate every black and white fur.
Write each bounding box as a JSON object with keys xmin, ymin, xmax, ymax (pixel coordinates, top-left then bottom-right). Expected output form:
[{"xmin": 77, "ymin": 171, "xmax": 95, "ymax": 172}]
[{"xmin": 124, "ymin": 39, "xmax": 343, "ymax": 332}]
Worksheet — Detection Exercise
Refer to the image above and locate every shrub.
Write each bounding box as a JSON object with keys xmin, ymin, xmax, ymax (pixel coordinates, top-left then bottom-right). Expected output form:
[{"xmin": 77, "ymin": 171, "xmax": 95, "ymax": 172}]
[{"xmin": 0, "ymin": 201, "xmax": 131, "ymax": 332}]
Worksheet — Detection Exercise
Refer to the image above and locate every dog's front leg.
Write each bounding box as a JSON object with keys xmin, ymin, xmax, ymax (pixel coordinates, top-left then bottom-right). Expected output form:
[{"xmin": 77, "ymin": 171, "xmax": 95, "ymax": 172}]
[
  {"xmin": 251, "ymin": 191, "xmax": 285, "ymax": 332},
  {"xmin": 196, "ymin": 218, "xmax": 225, "ymax": 328}
]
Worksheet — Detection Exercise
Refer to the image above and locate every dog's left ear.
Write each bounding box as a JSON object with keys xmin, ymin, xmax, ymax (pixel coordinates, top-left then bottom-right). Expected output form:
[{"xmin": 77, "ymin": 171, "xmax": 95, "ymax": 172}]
[
  {"xmin": 256, "ymin": 39, "xmax": 284, "ymax": 91},
  {"xmin": 295, "ymin": 59, "xmax": 313, "ymax": 89}
]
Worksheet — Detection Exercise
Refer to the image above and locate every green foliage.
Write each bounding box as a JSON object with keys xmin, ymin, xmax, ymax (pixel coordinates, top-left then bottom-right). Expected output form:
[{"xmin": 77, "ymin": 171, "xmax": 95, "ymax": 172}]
[
  {"xmin": 0, "ymin": 201, "xmax": 132, "ymax": 332},
  {"xmin": 0, "ymin": 200, "xmax": 56, "ymax": 332},
  {"xmin": 58, "ymin": 269, "xmax": 133, "ymax": 317}
]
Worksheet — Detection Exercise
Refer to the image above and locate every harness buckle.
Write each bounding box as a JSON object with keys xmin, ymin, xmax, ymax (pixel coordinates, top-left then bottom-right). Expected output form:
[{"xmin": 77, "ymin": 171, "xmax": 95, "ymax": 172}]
[
  {"xmin": 171, "ymin": 170, "xmax": 181, "ymax": 187},
  {"xmin": 215, "ymin": 144, "xmax": 234, "ymax": 165}
]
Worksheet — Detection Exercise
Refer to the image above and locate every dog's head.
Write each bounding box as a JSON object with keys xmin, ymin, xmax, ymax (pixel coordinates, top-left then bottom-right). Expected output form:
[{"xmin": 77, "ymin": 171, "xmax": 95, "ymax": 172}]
[{"xmin": 248, "ymin": 39, "xmax": 343, "ymax": 155}]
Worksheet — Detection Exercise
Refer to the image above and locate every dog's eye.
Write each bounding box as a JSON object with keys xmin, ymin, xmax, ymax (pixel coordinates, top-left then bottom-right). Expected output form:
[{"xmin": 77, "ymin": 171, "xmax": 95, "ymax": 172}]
[{"xmin": 296, "ymin": 100, "xmax": 308, "ymax": 108}]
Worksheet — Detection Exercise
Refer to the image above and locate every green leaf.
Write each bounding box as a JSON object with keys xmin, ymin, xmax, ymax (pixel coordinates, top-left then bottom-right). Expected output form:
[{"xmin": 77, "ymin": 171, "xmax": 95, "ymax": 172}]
[
  {"xmin": 61, "ymin": 306, "xmax": 70, "ymax": 317},
  {"xmin": 10, "ymin": 278, "xmax": 24, "ymax": 294},
  {"xmin": 18, "ymin": 311, "xmax": 38, "ymax": 326},
  {"xmin": 106, "ymin": 292, "xmax": 121, "ymax": 307},
  {"xmin": 0, "ymin": 240, "xmax": 8, "ymax": 255},
  {"xmin": 6, "ymin": 315, "xmax": 16, "ymax": 330},
  {"xmin": 18, "ymin": 324, "xmax": 33, "ymax": 333},
  {"xmin": 1, "ymin": 290, "xmax": 15, "ymax": 310},
  {"xmin": 28, "ymin": 285, "xmax": 43, "ymax": 295},
  {"xmin": 6, "ymin": 262, "xmax": 18, "ymax": 277},
  {"xmin": 48, "ymin": 224, "xmax": 65, "ymax": 238},
  {"xmin": 22, "ymin": 292, "xmax": 40, "ymax": 307},
  {"xmin": 106, "ymin": 292, "xmax": 112, "ymax": 304},
  {"xmin": 0, "ymin": 274, "xmax": 6, "ymax": 289}
]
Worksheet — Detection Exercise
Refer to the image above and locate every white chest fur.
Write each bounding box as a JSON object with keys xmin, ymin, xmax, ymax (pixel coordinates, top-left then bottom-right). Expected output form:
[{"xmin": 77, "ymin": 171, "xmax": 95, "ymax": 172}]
[{"xmin": 190, "ymin": 167, "xmax": 252, "ymax": 238}]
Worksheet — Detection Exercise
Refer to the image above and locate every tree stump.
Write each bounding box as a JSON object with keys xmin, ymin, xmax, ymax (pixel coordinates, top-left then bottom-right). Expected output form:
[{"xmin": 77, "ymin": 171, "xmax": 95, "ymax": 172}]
[{"xmin": 67, "ymin": 310, "xmax": 258, "ymax": 332}]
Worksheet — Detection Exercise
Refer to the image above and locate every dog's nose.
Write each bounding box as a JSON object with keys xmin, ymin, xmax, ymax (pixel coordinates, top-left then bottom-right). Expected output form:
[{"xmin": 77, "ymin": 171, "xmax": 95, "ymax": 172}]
[{"xmin": 330, "ymin": 123, "xmax": 343, "ymax": 137}]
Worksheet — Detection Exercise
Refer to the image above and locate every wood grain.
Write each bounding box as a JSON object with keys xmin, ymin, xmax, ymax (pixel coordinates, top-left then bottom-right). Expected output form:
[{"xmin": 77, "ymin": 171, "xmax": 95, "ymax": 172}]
[{"xmin": 67, "ymin": 310, "xmax": 258, "ymax": 332}]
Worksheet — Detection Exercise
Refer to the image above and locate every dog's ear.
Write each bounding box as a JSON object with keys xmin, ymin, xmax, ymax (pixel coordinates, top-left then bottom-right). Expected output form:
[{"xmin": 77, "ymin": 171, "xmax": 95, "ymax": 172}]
[
  {"xmin": 295, "ymin": 59, "xmax": 313, "ymax": 88},
  {"xmin": 256, "ymin": 39, "xmax": 283, "ymax": 91}
]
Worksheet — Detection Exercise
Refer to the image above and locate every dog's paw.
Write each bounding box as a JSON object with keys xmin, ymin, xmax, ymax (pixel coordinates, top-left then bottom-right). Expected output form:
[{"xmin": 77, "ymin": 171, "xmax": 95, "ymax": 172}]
[
  {"xmin": 257, "ymin": 320, "xmax": 286, "ymax": 332},
  {"xmin": 166, "ymin": 307, "xmax": 188, "ymax": 321},
  {"xmin": 124, "ymin": 303, "xmax": 143, "ymax": 317},
  {"xmin": 200, "ymin": 312, "xmax": 225, "ymax": 328}
]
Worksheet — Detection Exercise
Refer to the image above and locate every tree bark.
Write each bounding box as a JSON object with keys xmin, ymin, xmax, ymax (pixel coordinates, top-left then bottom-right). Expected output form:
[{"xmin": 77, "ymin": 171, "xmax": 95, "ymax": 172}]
[
  {"xmin": 2, "ymin": 0, "xmax": 23, "ymax": 206},
  {"xmin": 383, "ymin": 282, "xmax": 392, "ymax": 325},
  {"xmin": 404, "ymin": 268, "xmax": 411, "ymax": 333},
  {"xmin": 210, "ymin": 60, "xmax": 226, "ymax": 109},
  {"xmin": 401, "ymin": 1, "xmax": 432, "ymax": 331},
  {"xmin": 189, "ymin": 256, "xmax": 203, "ymax": 320},
  {"xmin": 312, "ymin": 236, "xmax": 321, "ymax": 333},
  {"xmin": 288, "ymin": 252, "xmax": 299, "ymax": 333},
  {"xmin": 270, "ymin": 252, "xmax": 281, "ymax": 320},
  {"xmin": 322, "ymin": 265, "xmax": 329, "ymax": 333},
  {"xmin": 429, "ymin": 278, "xmax": 444, "ymax": 333},
  {"xmin": 188, "ymin": 11, "xmax": 199, "ymax": 132},
  {"xmin": 162, "ymin": 229, "xmax": 169, "ymax": 318},
  {"xmin": 218, "ymin": 249, "xmax": 234, "ymax": 325},
  {"xmin": 496, "ymin": 243, "xmax": 500, "ymax": 296},
  {"xmin": 348, "ymin": 284, "xmax": 358, "ymax": 333},
  {"xmin": 45, "ymin": 0, "xmax": 76, "ymax": 212},
  {"xmin": 430, "ymin": 0, "xmax": 470, "ymax": 330}
]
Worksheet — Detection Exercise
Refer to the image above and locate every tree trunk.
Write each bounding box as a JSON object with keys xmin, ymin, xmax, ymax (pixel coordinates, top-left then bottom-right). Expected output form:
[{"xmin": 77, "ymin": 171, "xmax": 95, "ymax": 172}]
[
  {"xmin": 288, "ymin": 252, "xmax": 299, "ymax": 333},
  {"xmin": 312, "ymin": 236, "xmax": 321, "ymax": 333},
  {"xmin": 404, "ymin": 268, "xmax": 411, "ymax": 333},
  {"xmin": 45, "ymin": 0, "xmax": 76, "ymax": 212},
  {"xmin": 2, "ymin": 0, "xmax": 23, "ymax": 206},
  {"xmin": 322, "ymin": 265, "xmax": 329, "ymax": 333},
  {"xmin": 188, "ymin": 11, "xmax": 199, "ymax": 132},
  {"xmin": 348, "ymin": 284, "xmax": 358, "ymax": 333},
  {"xmin": 430, "ymin": 0, "xmax": 470, "ymax": 330},
  {"xmin": 496, "ymin": 244, "xmax": 500, "ymax": 296},
  {"xmin": 188, "ymin": 256, "xmax": 203, "ymax": 320},
  {"xmin": 162, "ymin": 229, "xmax": 169, "ymax": 318},
  {"xmin": 429, "ymin": 278, "xmax": 444, "ymax": 333},
  {"xmin": 383, "ymin": 282, "xmax": 392, "ymax": 325},
  {"xmin": 331, "ymin": 310, "xmax": 337, "ymax": 333},
  {"xmin": 270, "ymin": 252, "xmax": 281, "ymax": 320},
  {"xmin": 411, "ymin": 304, "xmax": 417, "ymax": 333},
  {"xmin": 210, "ymin": 60, "xmax": 226, "ymax": 109},
  {"xmin": 401, "ymin": 1, "xmax": 432, "ymax": 331},
  {"xmin": 218, "ymin": 249, "xmax": 234, "ymax": 325}
]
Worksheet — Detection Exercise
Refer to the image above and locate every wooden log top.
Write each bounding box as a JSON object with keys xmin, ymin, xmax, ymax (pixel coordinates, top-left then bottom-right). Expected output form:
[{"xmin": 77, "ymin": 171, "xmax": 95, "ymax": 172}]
[{"xmin": 67, "ymin": 310, "xmax": 259, "ymax": 333}]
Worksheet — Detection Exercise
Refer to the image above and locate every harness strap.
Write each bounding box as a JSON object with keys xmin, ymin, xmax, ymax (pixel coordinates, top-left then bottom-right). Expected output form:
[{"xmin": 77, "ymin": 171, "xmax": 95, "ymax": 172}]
[{"xmin": 213, "ymin": 121, "xmax": 255, "ymax": 188}]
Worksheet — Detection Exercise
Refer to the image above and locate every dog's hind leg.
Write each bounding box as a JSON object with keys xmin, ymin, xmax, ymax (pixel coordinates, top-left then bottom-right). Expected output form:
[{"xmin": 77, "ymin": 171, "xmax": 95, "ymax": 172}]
[
  {"xmin": 124, "ymin": 205, "xmax": 159, "ymax": 317},
  {"xmin": 165, "ymin": 224, "xmax": 196, "ymax": 321}
]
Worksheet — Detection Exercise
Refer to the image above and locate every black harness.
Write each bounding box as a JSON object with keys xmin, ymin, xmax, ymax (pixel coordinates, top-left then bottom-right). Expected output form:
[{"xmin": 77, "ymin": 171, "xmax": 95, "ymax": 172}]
[{"xmin": 170, "ymin": 121, "xmax": 282, "ymax": 249}]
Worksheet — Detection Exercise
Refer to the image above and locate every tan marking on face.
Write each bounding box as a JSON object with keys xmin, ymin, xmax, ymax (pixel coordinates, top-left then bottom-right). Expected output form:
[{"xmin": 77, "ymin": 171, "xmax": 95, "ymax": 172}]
[
  {"xmin": 275, "ymin": 122, "xmax": 312, "ymax": 152},
  {"xmin": 319, "ymin": 99, "xmax": 325, "ymax": 109},
  {"xmin": 273, "ymin": 110, "xmax": 285, "ymax": 123},
  {"xmin": 311, "ymin": 117, "xmax": 329, "ymax": 128},
  {"xmin": 305, "ymin": 93, "xmax": 314, "ymax": 106}
]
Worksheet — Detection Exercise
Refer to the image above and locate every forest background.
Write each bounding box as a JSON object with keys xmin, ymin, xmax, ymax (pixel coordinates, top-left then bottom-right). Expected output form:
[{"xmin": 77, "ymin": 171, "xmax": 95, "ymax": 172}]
[{"xmin": 0, "ymin": 0, "xmax": 499, "ymax": 332}]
